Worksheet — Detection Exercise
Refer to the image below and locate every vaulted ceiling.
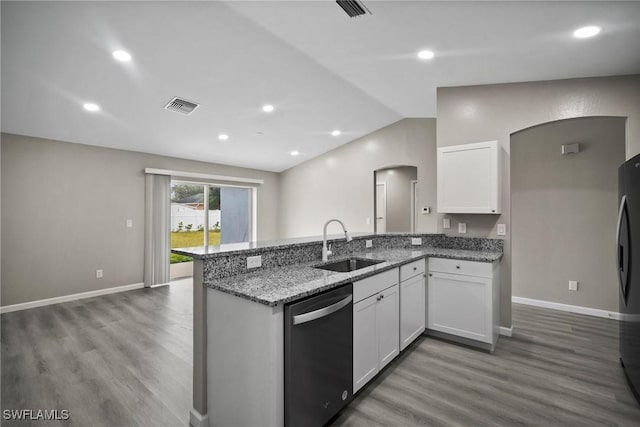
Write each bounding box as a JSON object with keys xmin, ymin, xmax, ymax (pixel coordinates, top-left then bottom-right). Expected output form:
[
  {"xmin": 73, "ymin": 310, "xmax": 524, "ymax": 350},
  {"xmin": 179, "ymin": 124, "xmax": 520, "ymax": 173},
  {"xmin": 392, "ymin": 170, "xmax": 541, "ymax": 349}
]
[{"xmin": 2, "ymin": 1, "xmax": 639, "ymax": 172}]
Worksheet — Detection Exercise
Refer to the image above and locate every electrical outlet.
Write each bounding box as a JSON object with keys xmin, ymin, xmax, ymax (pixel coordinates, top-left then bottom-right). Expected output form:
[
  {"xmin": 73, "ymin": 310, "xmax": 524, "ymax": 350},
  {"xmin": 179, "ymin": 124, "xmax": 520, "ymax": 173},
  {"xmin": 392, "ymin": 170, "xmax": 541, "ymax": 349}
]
[
  {"xmin": 458, "ymin": 223, "xmax": 467, "ymax": 234},
  {"xmin": 365, "ymin": 217, "xmax": 371, "ymax": 225},
  {"xmin": 247, "ymin": 255, "xmax": 262, "ymax": 269},
  {"xmin": 411, "ymin": 237, "xmax": 422, "ymax": 246},
  {"xmin": 365, "ymin": 240, "xmax": 373, "ymax": 248},
  {"xmin": 497, "ymin": 224, "xmax": 506, "ymax": 236},
  {"xmin": 569, "ymin": 280, "xmax": 578, "ymax": 291},
  {"xmin": 126, "ymin": 219, "xmax": 133, "ymax": 228},
  {"xmin": 443, "ymin": 218, "xmax": 450, "ymax": 229},
  {"xmin": 96, "ymin": 269, "xmax": 103, "ymax": 279}
]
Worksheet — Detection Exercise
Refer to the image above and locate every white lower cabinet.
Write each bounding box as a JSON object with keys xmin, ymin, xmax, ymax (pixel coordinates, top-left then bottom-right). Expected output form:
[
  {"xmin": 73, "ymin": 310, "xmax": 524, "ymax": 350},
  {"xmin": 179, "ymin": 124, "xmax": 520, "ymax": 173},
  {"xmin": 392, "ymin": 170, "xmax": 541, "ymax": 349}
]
[
  {"xmin": 400, "ymin": 260, "xmax": 426, "ymax": 351},
  {"xmin": 353, "ymin": 269, "xmax": 399, "ymax": 393},
  {"xmin": 427, "ymin": 258, "xmax": 500, "ymax": 350}
]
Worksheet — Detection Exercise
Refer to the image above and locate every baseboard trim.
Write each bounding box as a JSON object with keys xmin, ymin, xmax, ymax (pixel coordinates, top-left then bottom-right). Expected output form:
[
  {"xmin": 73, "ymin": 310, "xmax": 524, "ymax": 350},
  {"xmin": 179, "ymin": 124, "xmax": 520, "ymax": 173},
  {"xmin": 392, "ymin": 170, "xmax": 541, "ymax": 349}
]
[
  {"xmin": 0, "ymin": 282, "xmax": 145, "ymax": 314},
  {"xmin": 499, "ymin": 326, "xmax": 513, "ymax": 337},
  {"xmin": 189, "ymin": 408, "xmax": 209, "ymax": 427},
  {"xmin": 512, "ymin": 296, "xmax": 621, "ymax": 320}
]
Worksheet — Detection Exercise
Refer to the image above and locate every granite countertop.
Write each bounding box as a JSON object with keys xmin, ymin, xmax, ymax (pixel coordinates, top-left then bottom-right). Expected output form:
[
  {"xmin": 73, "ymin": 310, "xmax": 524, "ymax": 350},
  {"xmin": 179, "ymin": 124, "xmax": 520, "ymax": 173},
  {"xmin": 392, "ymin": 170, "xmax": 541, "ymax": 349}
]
[
  {"xmin": 205, "ymin": 247, "xmax": 502, "ymax": 307},
  {"xmin": 172, "ymin": 232, "xmax": 441, "ymax": 259}
]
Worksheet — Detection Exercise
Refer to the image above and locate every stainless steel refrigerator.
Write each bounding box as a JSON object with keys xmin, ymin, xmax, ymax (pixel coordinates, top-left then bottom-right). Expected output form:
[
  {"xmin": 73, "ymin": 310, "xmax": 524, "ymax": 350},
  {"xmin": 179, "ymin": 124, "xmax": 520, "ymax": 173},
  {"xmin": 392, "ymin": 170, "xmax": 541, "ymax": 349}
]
[{"xmin": 618, "ymin": 152, "xmax": 640, "ymax": 403}]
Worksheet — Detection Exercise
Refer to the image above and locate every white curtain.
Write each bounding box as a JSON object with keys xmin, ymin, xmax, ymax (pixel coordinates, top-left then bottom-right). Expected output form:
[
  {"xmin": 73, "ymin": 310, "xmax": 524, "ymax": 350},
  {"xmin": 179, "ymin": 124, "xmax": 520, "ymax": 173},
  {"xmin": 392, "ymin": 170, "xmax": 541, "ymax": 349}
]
[{"xmin": 144, "ymin": 173, "xmax": 171, "ymax": 287}]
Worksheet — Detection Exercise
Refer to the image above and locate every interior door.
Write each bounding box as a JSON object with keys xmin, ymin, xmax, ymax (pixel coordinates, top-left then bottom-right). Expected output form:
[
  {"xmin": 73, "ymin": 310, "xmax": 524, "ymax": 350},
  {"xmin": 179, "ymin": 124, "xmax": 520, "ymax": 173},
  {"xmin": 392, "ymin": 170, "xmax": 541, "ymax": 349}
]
[
  {"xmin": 411, "ymin": 180, "xmax": 418, "ymax": 233},
  {"xmin": 376, "ymin": 183, "xmax": 387, "ymax": 233}
]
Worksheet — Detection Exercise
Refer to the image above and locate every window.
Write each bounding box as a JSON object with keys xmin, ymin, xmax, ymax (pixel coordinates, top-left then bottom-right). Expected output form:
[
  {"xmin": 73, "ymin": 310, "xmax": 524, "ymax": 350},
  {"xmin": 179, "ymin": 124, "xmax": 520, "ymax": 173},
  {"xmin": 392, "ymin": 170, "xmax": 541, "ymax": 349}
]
[{"xmin": 170, "ymin": 181, "xmax": 254, "ymax": 259}]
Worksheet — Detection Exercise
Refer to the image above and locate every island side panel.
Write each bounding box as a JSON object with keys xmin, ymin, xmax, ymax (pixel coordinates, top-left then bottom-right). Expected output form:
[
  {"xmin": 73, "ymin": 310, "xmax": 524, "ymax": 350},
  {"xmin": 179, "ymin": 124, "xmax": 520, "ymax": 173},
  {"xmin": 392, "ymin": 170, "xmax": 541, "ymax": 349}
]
[
  {"xmin": 207, "ymin": 288, "xmax": 284, "ymax": 427},
  {"xmin": 193, "ymin": 259, "xmax": 208, "ymax": 424}
]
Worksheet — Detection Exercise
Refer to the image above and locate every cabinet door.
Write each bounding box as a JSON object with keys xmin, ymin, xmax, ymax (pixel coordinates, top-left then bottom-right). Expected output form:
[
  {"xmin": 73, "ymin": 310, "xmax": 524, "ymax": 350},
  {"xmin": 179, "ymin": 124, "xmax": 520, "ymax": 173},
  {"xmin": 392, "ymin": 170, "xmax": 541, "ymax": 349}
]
[
  {"xmin": 353, "ymin": 294, "xmax": 378, "ymax": 393},
  {"xmin": 377, "ymin": 284, "xmax": 399, "ymax": 370},
  {"xmin": 428, "ymin": 272, "xmax": 491, "ymax": 343},
  {"xmin": 437, "ymin": 140, "xmax": 501, "ymax": 214},
  {"xmin": 400, "ymin": 274, "xmax": 425, "ymax": 351}
]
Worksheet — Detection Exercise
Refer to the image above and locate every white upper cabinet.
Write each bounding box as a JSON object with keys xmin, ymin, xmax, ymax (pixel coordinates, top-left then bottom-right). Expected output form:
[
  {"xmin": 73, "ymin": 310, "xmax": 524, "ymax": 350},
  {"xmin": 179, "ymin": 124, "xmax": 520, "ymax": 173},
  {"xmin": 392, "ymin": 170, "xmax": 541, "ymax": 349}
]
[{"xmin": 437, "ymin": 140, "xmax": 502, "ymax": 214}]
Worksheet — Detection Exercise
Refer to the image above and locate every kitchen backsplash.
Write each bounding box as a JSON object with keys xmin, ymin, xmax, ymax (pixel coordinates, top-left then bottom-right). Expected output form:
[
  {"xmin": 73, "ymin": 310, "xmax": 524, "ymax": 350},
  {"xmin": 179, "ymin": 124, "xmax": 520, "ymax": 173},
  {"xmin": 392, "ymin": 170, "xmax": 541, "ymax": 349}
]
[{"xmin": 196, "ymin": 233, "xmax": 504, "ymax": 282}]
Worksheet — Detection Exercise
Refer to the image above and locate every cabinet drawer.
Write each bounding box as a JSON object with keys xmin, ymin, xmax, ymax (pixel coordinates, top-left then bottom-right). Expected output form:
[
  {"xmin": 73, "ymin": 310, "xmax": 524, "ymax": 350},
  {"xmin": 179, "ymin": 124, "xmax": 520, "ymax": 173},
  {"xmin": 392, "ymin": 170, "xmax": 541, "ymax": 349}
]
[
  {"xmin": 354, "ymin": 268, "xmax": 399, "ymax": 303},
  {"xmin": 428, "ymin": 258, "xmax": 492, "ymax": 278},
  {"xmin": 400, "ymin": 259, "xmax": 425, "ymax": 282}
]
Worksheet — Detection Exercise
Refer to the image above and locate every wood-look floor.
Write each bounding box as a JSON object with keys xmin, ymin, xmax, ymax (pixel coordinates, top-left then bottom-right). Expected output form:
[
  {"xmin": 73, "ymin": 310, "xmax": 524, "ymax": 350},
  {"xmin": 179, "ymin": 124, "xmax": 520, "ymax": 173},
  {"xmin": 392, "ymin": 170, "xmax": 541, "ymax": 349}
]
[
  {"xmin": 332, "ymin": 304, "xmax": 640, "ymax": 427},
  {"xmin": 1, "ymin": 279, "xmax": 193, "ymax": 427},
  {"xmin": 2, "ymin": 280, "xmax": 639, "ymax": 426}
]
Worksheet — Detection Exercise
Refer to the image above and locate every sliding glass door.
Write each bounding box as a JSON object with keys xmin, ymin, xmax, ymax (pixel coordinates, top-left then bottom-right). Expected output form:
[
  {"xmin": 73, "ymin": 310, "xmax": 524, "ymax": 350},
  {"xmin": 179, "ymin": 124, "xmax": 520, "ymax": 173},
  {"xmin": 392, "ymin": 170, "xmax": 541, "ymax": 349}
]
[{"xmin": 170, "ymin": 181, "xmax": 253, "ymax": 256}]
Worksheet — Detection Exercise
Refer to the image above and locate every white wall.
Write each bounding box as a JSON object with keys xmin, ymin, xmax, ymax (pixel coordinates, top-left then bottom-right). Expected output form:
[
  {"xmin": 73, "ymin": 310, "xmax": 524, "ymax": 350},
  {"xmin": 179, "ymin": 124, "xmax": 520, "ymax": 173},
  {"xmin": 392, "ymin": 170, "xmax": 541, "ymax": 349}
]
[
  {"xmin": 1, "ymin": 133, "xmax": 280, "ymax": 306},
  {"xmin": 437, "ymin": 74, "xmax": 640, "ymax": 327},
  {"xmin": 279, "ymin": 118, "xmax": 437, "ymax": 237}
]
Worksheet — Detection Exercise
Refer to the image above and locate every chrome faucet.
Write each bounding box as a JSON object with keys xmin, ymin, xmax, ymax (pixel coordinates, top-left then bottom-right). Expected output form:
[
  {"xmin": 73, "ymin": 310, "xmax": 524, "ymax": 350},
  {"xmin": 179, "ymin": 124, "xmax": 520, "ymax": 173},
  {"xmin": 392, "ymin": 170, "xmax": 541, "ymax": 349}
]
[{"xmin": 322, "ymin": 219, "xmax": 352, "ymax": 262}]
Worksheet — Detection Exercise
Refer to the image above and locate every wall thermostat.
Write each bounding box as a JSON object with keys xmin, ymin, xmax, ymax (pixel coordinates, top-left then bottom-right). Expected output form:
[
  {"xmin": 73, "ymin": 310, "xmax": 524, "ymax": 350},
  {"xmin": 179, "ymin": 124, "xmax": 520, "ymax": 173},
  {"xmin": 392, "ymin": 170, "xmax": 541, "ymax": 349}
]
[
  {"xmin": 421, "ymin": 207, "xmax": 431, "ymax": 214},
  {"xmin": 561, "ymin": 143, "xmax": 580, "ymax": 155}
]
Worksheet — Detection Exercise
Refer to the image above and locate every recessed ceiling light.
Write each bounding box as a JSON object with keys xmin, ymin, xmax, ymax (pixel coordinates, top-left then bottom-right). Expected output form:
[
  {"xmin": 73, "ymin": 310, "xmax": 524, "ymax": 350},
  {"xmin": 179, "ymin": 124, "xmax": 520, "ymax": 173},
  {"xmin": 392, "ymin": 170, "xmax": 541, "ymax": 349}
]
[
  {"xmin": 290, "ymin": 150, "xmax": 299, "ymax": 156},
  {"xmin": 573, "ymin": 26, "xmax": 601, "ymax": 39},
  {"xmin": 83, "ymin": 103, "xmax": 100, "ymax": 112},
  {"xmin": 218, "ymin": 134, "xmax": 229, "ymax": 141},
  {"xmin": 112, "ymin": 50, "xmax": 132, "ymax": 62},
  {"xmin": 331, "ymin": 130, "xmax": 341, "ymax": 137},
  {"xmin": 262, "ymin": 104, "xmax": 274, "ymax": 113},
  {"xmin": 417, "ymin": 50, "xmax": 435, "ymax": 60}
]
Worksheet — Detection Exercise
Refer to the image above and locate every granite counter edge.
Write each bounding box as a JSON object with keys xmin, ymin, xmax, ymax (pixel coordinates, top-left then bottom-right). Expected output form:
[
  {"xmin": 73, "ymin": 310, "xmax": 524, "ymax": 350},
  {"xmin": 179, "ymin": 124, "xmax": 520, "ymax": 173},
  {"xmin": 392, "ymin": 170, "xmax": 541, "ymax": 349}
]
[{"xmin": 204, "ymin": 250, "xmax": 502, "ymax": 307}]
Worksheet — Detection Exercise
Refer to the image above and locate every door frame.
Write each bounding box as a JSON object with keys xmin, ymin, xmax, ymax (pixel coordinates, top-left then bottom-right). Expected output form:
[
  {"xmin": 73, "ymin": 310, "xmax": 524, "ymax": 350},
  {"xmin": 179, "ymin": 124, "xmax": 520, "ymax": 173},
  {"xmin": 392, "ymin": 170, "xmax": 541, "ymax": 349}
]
[
  {"xmin": 375, "ymin": 182, "xmax": 387, "ymax": 233},
  {"xmin": 410, "ymin": 180, "xmax": 418, "ymax": 233}
]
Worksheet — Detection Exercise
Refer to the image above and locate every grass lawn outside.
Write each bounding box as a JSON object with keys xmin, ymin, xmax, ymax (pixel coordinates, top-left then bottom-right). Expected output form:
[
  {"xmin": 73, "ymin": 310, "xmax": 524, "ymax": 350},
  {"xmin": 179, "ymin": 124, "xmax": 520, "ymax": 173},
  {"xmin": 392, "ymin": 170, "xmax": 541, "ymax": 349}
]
[{"xmin": 170, "ymin": 230, "xmax": 221, "ymax": 264}]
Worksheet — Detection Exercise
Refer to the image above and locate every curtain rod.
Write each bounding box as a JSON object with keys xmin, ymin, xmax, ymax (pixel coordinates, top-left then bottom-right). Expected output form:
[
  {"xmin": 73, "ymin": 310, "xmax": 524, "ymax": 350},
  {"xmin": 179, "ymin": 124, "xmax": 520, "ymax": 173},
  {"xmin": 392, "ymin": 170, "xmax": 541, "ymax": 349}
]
[{"xmin": 144, "ymin": 168, "xmax": 264, "ymax": 185}]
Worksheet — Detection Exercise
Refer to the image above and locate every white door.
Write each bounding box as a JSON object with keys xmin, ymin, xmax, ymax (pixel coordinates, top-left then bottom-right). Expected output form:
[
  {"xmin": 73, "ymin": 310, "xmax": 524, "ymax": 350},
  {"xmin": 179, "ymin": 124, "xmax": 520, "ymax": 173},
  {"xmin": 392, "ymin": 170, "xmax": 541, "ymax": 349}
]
[
  {"xmin": 353, "ymin": 295, "xmax": 379, "ymax": 393},
  {"xmin": 376, "ymin": 183, "xmax": 387, "ymax": 233},
  {"xmin": 377, "ymin": 284, "xmax": 399, "ymax": 370}
]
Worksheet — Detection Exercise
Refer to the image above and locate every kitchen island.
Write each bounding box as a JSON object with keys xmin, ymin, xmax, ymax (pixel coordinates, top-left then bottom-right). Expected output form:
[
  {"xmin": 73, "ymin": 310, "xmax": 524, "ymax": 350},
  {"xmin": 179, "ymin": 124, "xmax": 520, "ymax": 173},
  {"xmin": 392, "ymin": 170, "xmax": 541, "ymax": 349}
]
[{"xmin": 173, "ymin": 233, "xmax": 503, "ymax": 427}]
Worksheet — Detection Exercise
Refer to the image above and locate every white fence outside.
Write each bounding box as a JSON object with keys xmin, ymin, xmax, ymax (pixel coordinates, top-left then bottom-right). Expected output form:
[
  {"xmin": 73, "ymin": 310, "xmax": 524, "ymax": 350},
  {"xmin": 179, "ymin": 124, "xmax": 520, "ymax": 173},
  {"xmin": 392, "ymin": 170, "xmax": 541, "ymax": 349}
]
[{"xmin": 171, "ymin": 204, "xmax": 221, "ymax": 231}]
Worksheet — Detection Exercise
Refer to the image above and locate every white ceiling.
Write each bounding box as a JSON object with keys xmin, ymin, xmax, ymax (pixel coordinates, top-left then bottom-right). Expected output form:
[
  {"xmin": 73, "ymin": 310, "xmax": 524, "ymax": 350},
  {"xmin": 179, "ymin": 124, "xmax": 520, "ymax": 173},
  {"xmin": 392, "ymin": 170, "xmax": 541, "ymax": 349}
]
[{"xmin": 2, "ymin": 1, "xmax": 640, "ymax": 172}]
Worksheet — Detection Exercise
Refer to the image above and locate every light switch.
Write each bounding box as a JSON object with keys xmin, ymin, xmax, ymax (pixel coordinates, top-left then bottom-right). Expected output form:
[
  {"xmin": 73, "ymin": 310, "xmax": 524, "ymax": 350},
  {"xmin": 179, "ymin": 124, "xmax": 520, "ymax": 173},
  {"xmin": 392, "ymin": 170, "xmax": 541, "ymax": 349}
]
[
  {"xmin": 497, "ymin": 224, "xmax": 506, "ymax": 236},
  {"xmin": 443, "ymin": 218, "xmax": 450, "ymax": 229},
  {"xmin": 458, "ymin": 223, "xmax": 467, "ymax": 234}
]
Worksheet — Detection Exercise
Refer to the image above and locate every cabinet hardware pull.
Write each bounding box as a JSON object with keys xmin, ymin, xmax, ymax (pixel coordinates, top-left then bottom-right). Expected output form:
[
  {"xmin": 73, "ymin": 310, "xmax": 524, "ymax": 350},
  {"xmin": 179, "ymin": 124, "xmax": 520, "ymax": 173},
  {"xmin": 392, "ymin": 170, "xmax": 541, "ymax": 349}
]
[
  {"xmin": 292, "ymin": 295, "xmax": 353, "ymax": 325},
  {"xmin": 456, "ymin": 265, "xmax": 460, "ymax": 269},
  {"xmin": 428, "ymin": 273, "xmax": 432, "ymax": 277},
  {"xmin": 413, "ymin": 267, "xmax": 417, "ymax": 271}
]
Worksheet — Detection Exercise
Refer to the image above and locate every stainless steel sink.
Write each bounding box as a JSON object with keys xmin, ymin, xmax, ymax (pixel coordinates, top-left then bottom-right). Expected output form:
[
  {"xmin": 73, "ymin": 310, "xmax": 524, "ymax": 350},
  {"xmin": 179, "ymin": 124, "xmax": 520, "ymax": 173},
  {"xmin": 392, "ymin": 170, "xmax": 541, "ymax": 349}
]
[{"xmin": 313, "ymin": 258, "xmax": 384, "ymax": 273}]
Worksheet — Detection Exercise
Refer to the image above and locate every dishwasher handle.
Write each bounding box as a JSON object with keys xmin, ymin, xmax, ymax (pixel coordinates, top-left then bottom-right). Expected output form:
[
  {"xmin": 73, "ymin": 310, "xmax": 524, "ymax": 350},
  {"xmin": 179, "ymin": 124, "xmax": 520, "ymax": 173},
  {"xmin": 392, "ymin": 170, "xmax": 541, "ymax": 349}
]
[{"xmin": 292, "ymin": 294, "xmax": 353, "ymax": 325}]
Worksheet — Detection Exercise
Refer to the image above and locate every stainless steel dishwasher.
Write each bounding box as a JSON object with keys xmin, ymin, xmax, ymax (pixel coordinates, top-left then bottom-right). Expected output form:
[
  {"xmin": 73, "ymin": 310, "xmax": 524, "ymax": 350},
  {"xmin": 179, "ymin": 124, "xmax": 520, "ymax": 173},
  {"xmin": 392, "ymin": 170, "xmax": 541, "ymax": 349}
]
[{"xmin": 284, "ymin": 284, "xmax": 353, "ymax": 427}]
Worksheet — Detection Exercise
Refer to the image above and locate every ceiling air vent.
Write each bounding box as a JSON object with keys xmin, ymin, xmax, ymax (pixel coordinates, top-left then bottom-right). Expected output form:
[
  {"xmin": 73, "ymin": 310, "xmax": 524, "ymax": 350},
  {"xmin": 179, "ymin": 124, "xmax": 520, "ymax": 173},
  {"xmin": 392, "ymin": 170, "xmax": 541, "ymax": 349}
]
[
  {"xmin": 336, "ymin": 0, "xmax": 371, "ymax": 18},
  {"xmin": 164, "ymin": 97, "xmax": 199, "ymax": 115}
]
